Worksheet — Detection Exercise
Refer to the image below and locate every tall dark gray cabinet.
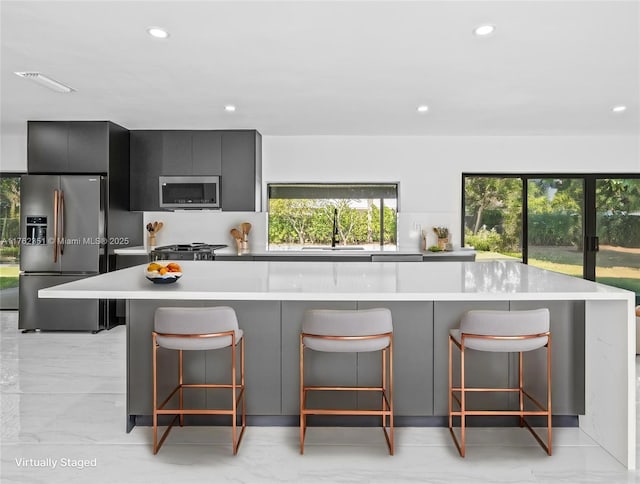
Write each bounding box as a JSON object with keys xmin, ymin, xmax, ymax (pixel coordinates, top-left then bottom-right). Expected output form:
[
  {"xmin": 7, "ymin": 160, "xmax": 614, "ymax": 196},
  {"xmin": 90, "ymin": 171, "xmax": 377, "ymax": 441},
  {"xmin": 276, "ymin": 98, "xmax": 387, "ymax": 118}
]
[
  {"xmin": 21, "ymin": 121, "xmax": 142, "ymax": 331},
  {"xmin": 129, "ymin": 129, "xmax": 261, "ymax": 211}
]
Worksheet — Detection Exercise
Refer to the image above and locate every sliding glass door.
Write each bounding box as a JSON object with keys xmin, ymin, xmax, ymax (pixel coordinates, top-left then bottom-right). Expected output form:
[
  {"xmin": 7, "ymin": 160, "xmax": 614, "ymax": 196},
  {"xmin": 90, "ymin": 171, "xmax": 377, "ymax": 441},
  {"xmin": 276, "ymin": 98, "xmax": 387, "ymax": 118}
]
[
  {"xmin": 463, "ymin": 173, "xmax": 640, "ymax": 303},
  {"xmin": 527, "ymin": 178, "xmax": 584, "ymax": 277},
  {"xmin": 594, "ymin": 178, "xmax": 640, "ymax": 296}
]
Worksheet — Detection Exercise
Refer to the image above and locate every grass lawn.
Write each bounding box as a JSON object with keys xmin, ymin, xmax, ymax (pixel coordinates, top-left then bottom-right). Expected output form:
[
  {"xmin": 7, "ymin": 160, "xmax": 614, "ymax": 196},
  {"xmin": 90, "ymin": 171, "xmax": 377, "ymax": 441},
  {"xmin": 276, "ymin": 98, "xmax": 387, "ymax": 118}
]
[
  {"xmin": 476, "ymin": 245, "xmax": 640, "ymax": 295},
  {"xmin": 0, "ymin": 265, "xmax": 19, "ymax": 290}
]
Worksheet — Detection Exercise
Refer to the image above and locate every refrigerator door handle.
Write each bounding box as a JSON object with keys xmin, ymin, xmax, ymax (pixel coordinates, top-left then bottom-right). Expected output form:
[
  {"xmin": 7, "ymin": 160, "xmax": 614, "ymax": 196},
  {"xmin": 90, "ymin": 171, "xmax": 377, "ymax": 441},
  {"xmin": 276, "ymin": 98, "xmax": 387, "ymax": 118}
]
[
  {"xmin": 53, "ymin": 189, "xmax": 59, "ymax": 263},
  {"xmin": 59, "ymin": 190, "xmax": 65, "ymax": 255}
]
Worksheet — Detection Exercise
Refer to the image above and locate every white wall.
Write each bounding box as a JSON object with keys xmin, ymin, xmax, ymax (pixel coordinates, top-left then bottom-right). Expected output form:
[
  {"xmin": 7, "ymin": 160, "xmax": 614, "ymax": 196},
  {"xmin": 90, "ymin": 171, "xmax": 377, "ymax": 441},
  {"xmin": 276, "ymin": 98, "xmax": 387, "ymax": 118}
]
[
  {"xmin": 0, "ymin": 130, "xmax": 27, "ymax": 172},
  {"xmin": 263, "ymin": 135, "xmax": 640, "ymax": 248},
  {"xmin": 3, "ymin": 130, "xmax": 638, "ymax": 250}
]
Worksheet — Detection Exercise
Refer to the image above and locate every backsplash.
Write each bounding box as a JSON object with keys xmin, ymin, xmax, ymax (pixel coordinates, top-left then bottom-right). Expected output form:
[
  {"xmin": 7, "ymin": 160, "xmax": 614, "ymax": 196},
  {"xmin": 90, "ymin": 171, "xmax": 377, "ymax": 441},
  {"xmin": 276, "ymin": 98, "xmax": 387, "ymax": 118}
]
[
  {"xmin": 141, "ymin": 211, "xmax": 267, "ymax": 250},
  {"xmin": 396, "ymin": 211, "xmax": 459, "ymax": 251},
  {"xmin": 140, "ymin": 211, "xmax": 456, "ymax": 252}
]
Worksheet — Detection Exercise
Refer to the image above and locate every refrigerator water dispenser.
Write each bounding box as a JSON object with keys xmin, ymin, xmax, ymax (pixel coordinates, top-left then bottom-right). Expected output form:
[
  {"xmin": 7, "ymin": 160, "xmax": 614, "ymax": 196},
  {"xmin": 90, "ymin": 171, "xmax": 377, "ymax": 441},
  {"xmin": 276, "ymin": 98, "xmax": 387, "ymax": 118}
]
[{"xmin": 25, "ymin": 216, "xmax": 47, "ymax": 244}]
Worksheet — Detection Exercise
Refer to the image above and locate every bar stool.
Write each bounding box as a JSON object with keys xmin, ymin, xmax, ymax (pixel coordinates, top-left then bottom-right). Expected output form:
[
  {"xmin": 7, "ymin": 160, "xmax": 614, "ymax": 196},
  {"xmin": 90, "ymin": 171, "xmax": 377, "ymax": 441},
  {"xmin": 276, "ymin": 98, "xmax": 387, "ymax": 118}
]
[
  {"xmin": 299, "ymin": 308, "xmax": 394, "ymax": 455},
  {"xmin": 448, "ymin": 308, "xmax": 552, "ymax": 457},
  {"xmin": 152, "ymin": 306, "xmax": 246, "ymax": 455}
]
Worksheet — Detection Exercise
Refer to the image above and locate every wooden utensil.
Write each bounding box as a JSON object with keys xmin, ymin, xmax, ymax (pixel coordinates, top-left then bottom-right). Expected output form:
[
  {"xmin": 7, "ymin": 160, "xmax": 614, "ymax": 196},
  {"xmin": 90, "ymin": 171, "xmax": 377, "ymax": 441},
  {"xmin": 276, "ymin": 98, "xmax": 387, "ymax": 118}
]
[
  {"xmin": 155, "ymin": 222, "xmax": 164, "ymax": 233},
  {"xmin": 241, "ymin": 222, "xmax": 252, "ymax": 236},
  {"xmin": 230, "ymin": 228, "xmax": 242, "ymax": 241}
]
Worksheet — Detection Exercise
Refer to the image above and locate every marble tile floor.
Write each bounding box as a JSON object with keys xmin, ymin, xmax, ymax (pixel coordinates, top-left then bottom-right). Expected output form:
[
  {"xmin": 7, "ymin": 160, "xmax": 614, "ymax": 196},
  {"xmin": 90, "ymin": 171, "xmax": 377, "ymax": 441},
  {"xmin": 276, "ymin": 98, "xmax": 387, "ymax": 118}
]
[{"xmin": 1, "ymin": 311, "xmax": 638, "ymax": 483}]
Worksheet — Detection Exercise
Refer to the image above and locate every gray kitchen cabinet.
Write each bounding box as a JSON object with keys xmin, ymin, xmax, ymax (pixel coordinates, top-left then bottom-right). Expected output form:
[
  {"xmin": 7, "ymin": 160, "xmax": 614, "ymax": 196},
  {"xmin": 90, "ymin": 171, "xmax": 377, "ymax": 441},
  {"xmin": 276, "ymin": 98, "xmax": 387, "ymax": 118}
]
[
  {"xmin": 160, "ymin": 131, "xmax": 222, "ymax": 176},
  {"xmin": 129, "ymin": 129, "xmax": 262, "ymax": 211},
  {"xmin": 281, "ymin": 301, "xmax": 357, "ymax": 415},
  {"xmin": 67, "ymin": 122, "xmax": 109, "ymax": 172},
  {"xmin": 432, "ymin": 300, "xmax": 585, "ymax": 417},
  {"xmin": 161, "ymin": 131, "xmax": 191, "ymax": 175},
  {"xmin": 114, "ymin": 254, "xmax": 150, "ymax": 320},
  {"xmin": 433, "ymin": 301, "xmax": 510, "ymax": 415},
  {"xmin": 215, "ymin": 255, "xmax": 255, "ymax": 261},
  {"xmin": 192, "ymin": 131, "xmax": 222, "ymax": 175},
  {"xmin": 130, "ymin": 131, "xmax": 163, "ymax": 211},
  {"xmin": 221, "ymin": 130, "xmax": 262, "ymax": 211},
  {"xmin": 509, "ymin": 300, "xmax": 585, "ymax": 414},
  {"xmin": 357, "ymin": 301, "xmax": 433, "ymax": 415},
  {"xmin": 28, "ymin": 121, "xmax": 111, "ymax": 173},
  {"xmin": 253, "ymin": 255, "xmax": 371, "ymax": 262},
  {"xmin": 28, "ymin": 122, "xmax": 68, "ymax": 172},
  {"xmin": 127, "ymin": 300, "xmax": 281, "ymax": 418},
  {"xmin": 203, "ymin": 301, "xmax": 281, "ymax": 415}
]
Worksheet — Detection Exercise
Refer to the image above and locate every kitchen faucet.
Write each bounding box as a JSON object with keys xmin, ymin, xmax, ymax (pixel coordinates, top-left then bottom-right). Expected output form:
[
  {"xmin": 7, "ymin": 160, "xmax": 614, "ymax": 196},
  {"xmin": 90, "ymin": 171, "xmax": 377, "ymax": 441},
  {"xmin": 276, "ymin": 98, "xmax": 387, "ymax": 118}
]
[{"xmin": 331, "ymin": 208, "xmax": 339, "ymax": 248}]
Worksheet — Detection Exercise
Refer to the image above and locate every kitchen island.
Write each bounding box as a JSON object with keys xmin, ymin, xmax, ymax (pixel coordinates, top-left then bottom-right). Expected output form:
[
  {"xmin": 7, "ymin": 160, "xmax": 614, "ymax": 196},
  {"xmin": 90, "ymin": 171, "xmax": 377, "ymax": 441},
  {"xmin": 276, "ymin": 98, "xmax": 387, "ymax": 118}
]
[{"xmin": 39, "ymin": 260, "xmax": 636, "ymax": 468}]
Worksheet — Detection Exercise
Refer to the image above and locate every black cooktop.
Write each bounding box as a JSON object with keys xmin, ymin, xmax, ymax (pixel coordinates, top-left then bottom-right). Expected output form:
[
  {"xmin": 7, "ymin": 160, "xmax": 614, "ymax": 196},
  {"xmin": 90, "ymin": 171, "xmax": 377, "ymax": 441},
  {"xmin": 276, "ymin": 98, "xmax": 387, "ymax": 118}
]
[{"xmin": 153, "ymin": 243, "xmax": 228, "ymax": 252}]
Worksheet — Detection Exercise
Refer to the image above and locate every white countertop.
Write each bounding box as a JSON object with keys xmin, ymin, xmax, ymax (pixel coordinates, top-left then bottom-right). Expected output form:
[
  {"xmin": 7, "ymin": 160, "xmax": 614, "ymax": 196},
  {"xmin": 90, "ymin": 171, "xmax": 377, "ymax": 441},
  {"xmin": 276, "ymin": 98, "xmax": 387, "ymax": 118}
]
[{"xmin": 39, "ymin": 260, "xmax": 633, "ymax": 302}]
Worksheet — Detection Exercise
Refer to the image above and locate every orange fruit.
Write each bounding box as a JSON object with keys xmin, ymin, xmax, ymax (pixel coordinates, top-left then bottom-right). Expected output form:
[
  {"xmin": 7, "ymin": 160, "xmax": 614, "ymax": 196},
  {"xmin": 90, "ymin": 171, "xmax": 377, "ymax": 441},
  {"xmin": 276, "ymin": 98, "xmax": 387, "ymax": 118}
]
[
  {"xmin": 159, "ymin": 267, "xmax": 168, "ymax": 275},
  {"xmin": 167, "ymin": 263, "xmax": 182, "ymax": 272}
]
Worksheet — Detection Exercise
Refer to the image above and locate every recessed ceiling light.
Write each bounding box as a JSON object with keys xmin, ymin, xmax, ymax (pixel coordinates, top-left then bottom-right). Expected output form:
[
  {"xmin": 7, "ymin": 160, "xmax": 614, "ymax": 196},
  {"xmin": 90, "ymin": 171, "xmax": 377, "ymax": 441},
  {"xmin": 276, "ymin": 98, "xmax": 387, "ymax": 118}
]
[
  {"xmin": 474, "ymin": 25, "xmax": 495, "ymax": 36},
  {"xmin": 147, "ymin": 27, "xmax": 169, "ymax": 39},
  {"xmin": 417, "ymin": 105, "xmax": 429, "ymax": 113},
  {"xmin": 14, "ymin": 72, "xmax": 75, "ymax": 93},
  {"xmin": 224, "ymin": 105, "xmax": 236, "ymax": 112},
  {"xmin": 612, "ymin": 105, "xmax": 627, "ymax": 113}
]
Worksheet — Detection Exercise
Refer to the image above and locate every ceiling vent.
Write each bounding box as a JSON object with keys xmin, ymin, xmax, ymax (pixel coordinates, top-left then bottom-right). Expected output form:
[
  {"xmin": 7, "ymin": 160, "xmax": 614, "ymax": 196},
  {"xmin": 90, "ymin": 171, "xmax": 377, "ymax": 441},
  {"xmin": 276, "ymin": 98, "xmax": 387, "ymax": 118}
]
[{"xmin": 14, "ymin": 72, "xmax": 75, "ymax": 93}]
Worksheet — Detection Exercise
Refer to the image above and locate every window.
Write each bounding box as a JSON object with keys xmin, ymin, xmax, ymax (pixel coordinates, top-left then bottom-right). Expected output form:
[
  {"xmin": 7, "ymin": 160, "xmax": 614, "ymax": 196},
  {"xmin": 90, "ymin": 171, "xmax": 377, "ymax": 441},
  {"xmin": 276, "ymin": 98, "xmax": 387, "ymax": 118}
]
[
  {"xmin": 267, "ymin": 184, "xmax": 398, "ymax": 250},
  {"xmin": 1, "ymin": 174, "xmax": 21, "ymax": 310}
]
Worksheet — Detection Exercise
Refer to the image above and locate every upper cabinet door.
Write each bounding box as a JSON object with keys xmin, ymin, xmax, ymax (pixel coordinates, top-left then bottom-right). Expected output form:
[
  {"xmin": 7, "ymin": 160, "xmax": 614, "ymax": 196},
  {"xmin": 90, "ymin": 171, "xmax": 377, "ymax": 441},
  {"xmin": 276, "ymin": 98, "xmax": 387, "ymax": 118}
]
[
  {"xmin": 192, "ymin": 131, "xmax": 222, "ymax": 175},
  {"xmin": 67, "ymin": 122, "xmax": 109, "ymax": 172},
  {"xmin": 162, "ymin": 131, "xmax": 191, "ymax": 175},
  {"xmin": 130, "ymin": 131, "xmax": 162, "ymax": 211},
  {"xmin": 221, "ymin": 131, "xmax": 260, "ymax": 211},
  {"xmin": 28, "ymin": 121, "xmax": 110, "ymax": 173},
  {"xmin": 28, "ymin": 122, "xmax": 69, "ymax": 173}
]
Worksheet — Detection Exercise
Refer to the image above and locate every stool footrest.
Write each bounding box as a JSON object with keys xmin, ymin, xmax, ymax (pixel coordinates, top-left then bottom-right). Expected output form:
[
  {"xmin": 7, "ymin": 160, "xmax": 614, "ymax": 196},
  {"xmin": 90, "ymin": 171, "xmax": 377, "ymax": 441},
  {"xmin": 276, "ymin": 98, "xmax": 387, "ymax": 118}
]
[
  {"xmin": 302, "ymin": 409, "xmax": 392, "ymax": 416},
  {"xmin": 450, "ymin": 410, "xmax": 549, "ymax": 416},
  {"xmin": 304, "ymin": 385, "xmax": 384, "ymax": 392}
]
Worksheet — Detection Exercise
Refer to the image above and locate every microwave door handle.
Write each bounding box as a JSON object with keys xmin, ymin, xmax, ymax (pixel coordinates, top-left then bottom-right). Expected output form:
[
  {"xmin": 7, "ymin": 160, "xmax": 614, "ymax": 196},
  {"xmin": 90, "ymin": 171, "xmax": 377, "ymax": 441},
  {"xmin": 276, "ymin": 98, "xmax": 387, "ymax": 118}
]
[
  {"xmin": 53, "ymin": 190, "xmax": 59, "ymax": 263},
  {"xmin": 59, "ymin": 190, "xmax": 65, "ymax": 255}
]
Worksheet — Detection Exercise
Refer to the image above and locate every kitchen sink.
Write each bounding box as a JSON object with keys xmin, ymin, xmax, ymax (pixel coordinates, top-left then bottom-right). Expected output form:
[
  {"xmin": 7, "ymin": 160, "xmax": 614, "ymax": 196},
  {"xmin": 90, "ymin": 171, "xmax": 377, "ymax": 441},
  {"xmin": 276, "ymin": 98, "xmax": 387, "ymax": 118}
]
[{"xmin": 301, "ymin": 246, "xmax": 365, "ymax": 251}]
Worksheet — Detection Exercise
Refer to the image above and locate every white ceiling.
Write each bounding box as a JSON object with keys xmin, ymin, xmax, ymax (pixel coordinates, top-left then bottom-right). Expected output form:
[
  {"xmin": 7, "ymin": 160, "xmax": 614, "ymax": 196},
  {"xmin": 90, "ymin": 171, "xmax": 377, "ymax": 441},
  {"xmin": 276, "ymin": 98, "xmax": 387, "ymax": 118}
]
[{"xmin": 1, "ymin": 0, "xmax": 638, "ymax": 136}]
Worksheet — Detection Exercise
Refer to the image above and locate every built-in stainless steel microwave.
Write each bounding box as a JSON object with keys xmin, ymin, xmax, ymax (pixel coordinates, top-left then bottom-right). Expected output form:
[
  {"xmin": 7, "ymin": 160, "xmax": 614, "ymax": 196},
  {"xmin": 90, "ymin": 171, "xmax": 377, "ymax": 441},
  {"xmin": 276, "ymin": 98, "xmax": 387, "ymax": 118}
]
[{"xmin": 159, "ymin": 176, "xmax": 220, "ymax": 209}]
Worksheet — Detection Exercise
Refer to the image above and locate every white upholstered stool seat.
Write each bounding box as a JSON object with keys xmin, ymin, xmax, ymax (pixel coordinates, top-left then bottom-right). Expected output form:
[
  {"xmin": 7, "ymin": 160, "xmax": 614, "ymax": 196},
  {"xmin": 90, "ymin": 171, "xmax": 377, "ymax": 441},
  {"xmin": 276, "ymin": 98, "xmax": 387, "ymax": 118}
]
[
  {"xmin": 155, "ymin": 306, "xmax": 244, "ymax": 351},
  {"xmin": 299, "ymin": 308, "xmax": 394, "ymax": 455},
  {"xmin": 302, "ymin": 308, "xmax": 392, "ymax": 352},
  {"xmin": 152, "ymin": 306, "xmax": 246, "ymax": 455},
  {"xmin": 448, "ymin": 308, "xmax": 552, "ymax": 457}
]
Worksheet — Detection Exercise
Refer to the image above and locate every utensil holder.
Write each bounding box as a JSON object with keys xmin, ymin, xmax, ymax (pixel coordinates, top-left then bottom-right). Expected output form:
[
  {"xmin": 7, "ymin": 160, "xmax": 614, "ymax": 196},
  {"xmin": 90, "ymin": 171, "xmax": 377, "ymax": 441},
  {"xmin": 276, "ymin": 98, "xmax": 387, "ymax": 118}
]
[
  {"xmin": 437, "ymin": 237, "xmax": 448, "ymax": 251},
  {"xmin": 235, "ymin": 239, "xmax": 249, "ymax": 255},
  {"xmin": 148, "ymin": 234, "xmax": 156, "ymax": 248}
]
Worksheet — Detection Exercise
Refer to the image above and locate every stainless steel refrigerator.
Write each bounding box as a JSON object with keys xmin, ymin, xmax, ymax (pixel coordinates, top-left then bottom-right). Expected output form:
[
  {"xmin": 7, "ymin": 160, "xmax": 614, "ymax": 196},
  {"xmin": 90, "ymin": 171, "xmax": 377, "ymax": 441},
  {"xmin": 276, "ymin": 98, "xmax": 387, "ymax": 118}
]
[{"xmin": 19, "ymin": 175, "xmax": 108, "ymax": 331}]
